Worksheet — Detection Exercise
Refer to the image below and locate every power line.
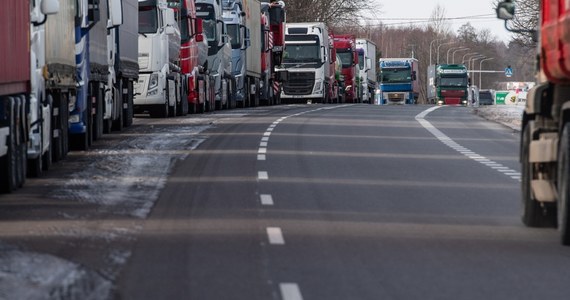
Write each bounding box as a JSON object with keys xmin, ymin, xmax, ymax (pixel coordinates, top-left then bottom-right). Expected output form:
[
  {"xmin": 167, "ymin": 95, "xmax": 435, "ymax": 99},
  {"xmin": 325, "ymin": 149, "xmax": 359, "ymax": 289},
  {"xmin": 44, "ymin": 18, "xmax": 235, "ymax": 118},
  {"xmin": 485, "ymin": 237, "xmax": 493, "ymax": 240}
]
[{"xmin": 365, "ymin": 14, "xmax": 495, "ymax": 21}]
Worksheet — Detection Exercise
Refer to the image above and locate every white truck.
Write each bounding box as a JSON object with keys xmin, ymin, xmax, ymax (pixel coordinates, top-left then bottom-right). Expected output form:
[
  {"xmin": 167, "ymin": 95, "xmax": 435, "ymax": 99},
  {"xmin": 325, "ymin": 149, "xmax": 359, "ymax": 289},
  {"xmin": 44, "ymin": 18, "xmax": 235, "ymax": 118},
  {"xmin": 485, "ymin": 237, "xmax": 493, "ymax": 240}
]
[
  {"xmin": 197, "ymin": 0, "xmax": 233, "ymax": 110},
  {"xmin": 135, "ymin": 0, "xmax": 182, "ymax": 118},
  {"xmin": 280, "ymin": 22, "xmax": 330, "ymax": 104},
  {"xmin": 356, "ymin": 38, "xmax": 377, "ymax": 103}
]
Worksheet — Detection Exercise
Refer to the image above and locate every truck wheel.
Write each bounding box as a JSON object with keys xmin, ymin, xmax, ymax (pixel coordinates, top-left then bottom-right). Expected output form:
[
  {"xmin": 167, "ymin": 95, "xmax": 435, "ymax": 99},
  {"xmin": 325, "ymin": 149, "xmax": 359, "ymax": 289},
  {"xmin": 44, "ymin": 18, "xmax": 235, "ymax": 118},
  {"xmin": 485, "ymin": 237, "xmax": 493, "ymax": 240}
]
[
  {"xmin": 113, "ymin": 83, "xmax": 124, "ymax": 131},
  {"xmin": 14, "ymin": 96, "xmax": 26, "ymax": 188},
  {"xmin": 558, "ymin": 123, "xmax": 570, "ymax": 245},
  {"xmin": 521, "ymin": 124, "xmax": 557, "ymax": 227}
]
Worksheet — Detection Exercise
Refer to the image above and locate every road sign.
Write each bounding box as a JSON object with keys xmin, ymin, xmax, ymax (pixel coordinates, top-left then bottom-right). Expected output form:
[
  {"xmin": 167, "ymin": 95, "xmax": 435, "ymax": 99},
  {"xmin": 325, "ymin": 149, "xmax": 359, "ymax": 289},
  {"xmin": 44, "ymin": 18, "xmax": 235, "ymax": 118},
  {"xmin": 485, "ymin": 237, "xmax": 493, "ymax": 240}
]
[
  {"xmin": 495, "ymin": 91, "xmax": 509, "ymax": 104},
  {"xmin": 505, "ymin": 67, "xmax": 513, "ymax": 77}
]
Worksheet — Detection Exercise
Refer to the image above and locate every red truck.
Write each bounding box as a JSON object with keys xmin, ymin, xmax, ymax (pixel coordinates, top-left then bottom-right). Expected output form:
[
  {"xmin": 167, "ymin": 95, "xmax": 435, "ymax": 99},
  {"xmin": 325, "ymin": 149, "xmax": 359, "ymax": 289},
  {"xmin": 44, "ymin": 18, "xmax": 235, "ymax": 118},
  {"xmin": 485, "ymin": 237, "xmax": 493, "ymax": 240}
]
[
  {"xmin": 333, "ymin": 34, "xmax": 359, "ymax": 103},
  {"xmin": 1, "ymin": 0, "xmax": 60, "ymax": 193},
  {"xmin": 261, "ymin": 0, "xmax": 287, "ymax": 105},
  {"xmin": 0, "ymin": 1, "xmax": 32, "ymax": 192},
  {"xmin": 328, "ymin": 31, "xmax": 339, "ymax": 103},
  {"xmin": 175, "ymin": 0, "xmax": 207, "ymax": 114},
  {"xmin": 497, "ymin": 0, "xmax": 570, "ymax": 245}
]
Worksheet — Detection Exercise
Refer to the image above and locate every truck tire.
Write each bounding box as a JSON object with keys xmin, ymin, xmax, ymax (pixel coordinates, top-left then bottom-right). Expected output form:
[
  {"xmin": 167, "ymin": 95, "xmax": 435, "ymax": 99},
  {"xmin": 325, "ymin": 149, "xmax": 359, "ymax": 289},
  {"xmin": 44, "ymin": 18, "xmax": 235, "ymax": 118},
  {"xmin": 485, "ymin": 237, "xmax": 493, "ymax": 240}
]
[
  {"xmin": 177, "ymin": 83, "xmax": 188, "ymax": 116},
  {"xmin": 113, "ymin": 83, "xmax": 124, "ymax": 131},
  {"xmin": 521, "ymin": 124, "xmax": 557, "ymax": 227},
  {"xmin": 558, "ymin": 123, "xmax": 570, "ymax": 245},
  {"xmin": 14, "ymin": 96, "xmax": 26, "ymax": 188}
]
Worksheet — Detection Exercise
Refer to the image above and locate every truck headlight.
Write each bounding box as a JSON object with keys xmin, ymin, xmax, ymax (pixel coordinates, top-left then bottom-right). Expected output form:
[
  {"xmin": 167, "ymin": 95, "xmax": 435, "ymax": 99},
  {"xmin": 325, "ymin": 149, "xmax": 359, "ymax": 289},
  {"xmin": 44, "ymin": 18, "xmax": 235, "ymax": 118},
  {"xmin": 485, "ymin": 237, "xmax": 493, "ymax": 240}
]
[
  {"xmin": 148, "ymin": 74, "xmax": 159, "ymax": 90},
  {"xmin": 313, "ymin": 80, "xmax": 323, "ymax": 94}
]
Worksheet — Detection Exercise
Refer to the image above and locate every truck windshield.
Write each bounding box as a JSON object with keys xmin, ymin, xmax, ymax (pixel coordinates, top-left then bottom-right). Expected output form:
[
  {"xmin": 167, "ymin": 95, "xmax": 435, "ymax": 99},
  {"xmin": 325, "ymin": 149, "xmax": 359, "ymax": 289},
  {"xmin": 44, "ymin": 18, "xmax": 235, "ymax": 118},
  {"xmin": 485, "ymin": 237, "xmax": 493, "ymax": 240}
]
[
  {"xmin": 440, "ymin": 77, "xmax": 468, "ymax": 87},
  {"xmin": 139, "ymin": 6, "xmax": 159, "ymax": 34},
  {"xmin": 381, "ymin": 68, "xmax": 411, "ymax": 83},
  {"xmin": 179, "ymin": 15, "xmax": 191, "ymax": 43},
  {"xmin": 358, "ymin": 53, "xmax": 365, "ymax": 69},
  {"xmin": 196, "ymin": 4, "xmax": 216, "ymax": 42},
  {"xmin": 227, "ymin": 24, "xmax": 241, "ymax": 49},
  {"xmin": 337, "ymin": 50, "xmax": 353, "ymax": 68}
]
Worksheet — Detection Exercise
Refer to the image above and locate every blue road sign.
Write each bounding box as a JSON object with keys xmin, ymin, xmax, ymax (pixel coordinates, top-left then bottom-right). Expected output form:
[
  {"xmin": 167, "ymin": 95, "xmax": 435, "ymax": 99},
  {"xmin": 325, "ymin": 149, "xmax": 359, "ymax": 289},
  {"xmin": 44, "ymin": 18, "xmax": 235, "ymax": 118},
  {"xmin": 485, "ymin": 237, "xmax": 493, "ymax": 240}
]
[{"xmin": 505, "ymin": 67, "xmax": 513, "ymax": 77}]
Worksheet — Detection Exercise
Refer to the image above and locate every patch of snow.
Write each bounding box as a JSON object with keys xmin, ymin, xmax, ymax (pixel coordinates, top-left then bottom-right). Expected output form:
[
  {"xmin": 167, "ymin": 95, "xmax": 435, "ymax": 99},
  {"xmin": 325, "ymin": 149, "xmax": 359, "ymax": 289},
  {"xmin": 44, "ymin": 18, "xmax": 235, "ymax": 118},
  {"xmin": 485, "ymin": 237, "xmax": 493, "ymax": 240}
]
[
  {"xmin": 0, "ymin": 250, "xmax": 112, "ymax": 300},
  {"xmin": 474, "ymin": 104, "xmax": 525, "ymax": 131}
]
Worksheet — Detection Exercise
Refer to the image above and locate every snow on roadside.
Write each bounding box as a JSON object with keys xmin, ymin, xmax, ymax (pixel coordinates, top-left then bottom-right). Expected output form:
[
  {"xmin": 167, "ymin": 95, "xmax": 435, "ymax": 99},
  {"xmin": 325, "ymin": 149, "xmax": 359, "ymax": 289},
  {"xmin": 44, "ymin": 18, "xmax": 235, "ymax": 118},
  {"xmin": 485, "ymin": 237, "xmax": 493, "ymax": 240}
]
[
  {"xmin": 474, "ymin": 104, "xmax": 525, "ymax": 131},
  {"xmin": 1, "ymin": 116, "xmax": 215, "ymax": 300},
  {"xmin": 0, "ymin": 248, "xmax": 112, "ymax": 300}
]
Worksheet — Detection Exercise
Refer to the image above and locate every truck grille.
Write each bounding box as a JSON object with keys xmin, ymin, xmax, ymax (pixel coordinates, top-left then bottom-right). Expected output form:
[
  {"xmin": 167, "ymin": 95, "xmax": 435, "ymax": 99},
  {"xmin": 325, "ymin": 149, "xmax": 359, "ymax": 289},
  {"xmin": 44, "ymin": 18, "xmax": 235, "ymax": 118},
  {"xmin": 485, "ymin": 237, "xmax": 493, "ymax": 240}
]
[
  {"xmin": 388, "ymin": 93, "xmax": 405, "ymax": 102},
  {"xmin": 283, "ymin": 72, "xmax": 314, "ymax": 95}
]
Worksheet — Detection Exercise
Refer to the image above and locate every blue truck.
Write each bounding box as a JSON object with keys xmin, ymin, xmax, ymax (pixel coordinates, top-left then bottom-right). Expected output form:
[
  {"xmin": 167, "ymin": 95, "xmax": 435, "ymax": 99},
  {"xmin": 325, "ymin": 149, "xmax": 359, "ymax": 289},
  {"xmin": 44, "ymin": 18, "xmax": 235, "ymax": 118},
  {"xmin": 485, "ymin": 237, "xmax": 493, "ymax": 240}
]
[{"xmin": 376, "ymin": 58, "xmax": 419, "ymax": 105}]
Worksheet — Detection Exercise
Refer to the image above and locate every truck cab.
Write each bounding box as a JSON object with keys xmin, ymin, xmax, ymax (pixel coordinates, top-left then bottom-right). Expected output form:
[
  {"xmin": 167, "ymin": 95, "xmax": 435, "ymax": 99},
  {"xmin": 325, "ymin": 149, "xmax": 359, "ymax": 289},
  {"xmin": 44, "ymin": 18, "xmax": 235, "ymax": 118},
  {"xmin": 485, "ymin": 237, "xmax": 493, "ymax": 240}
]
[
  {"xmin": 281, "ymin": 22, "xmax": 330, "ymax": 104},
  {"xmin": 428, "ymin": 64, "xmax": 468, "ymax": 105},
  {"xmin": 196, "ymin": 0, "xmax": 233, "ymax": 109},
  {"xmin": 378, "ymin": 58, "xmax": 418, "ymax": 105},
  {"xmin": 333, "ymin": 34, "xmax": 358, "ymax": 103},
  {"xmin": 135, "ymin": 0, "xmax": 182, "ymax": 117}
]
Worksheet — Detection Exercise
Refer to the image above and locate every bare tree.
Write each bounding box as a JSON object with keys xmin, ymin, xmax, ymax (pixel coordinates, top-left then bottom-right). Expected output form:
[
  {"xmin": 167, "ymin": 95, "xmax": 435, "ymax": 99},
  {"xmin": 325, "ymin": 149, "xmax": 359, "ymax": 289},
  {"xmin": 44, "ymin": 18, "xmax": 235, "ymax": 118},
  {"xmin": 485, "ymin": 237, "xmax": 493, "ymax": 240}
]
[
  {"xmin": 286, "ymin": 0, "xmax": 375, "ymax": 27},
  {"xmin": 494, "ymin": 0, "xmax": 539, "ymax": 48}
]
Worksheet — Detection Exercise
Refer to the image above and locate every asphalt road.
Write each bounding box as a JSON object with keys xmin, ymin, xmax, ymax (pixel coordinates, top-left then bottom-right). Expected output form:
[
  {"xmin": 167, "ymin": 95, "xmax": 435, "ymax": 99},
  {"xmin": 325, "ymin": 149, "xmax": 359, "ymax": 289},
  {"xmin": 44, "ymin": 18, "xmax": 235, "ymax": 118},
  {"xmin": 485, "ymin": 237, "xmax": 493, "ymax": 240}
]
[{"xmin": 118, "ymin": 104, "xmax": 570, "ymax": 300}]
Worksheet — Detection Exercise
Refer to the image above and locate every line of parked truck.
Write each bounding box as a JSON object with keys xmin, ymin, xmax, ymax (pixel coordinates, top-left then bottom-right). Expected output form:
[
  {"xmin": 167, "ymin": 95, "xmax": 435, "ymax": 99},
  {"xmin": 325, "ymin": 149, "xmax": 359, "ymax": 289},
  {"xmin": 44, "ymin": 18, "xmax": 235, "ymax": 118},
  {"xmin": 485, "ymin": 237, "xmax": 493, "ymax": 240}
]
[
  {"xmin": 2, "ymin": 0, "xmax": 389, "ymax": 193},
  {"xmin": 1, "ymin": 0, "xmax": 137, "ymax": 193}
]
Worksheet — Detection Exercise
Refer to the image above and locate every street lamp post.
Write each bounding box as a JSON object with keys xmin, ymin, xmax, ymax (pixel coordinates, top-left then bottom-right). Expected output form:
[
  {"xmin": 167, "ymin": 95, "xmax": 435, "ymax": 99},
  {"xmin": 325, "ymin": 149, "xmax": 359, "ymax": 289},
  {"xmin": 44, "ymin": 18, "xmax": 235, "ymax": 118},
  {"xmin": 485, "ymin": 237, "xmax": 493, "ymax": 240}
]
[
  {"xmin": 468, "ymin": 55, "xmax": 486, "ymax": 84},
  {"xmin": 451, "ymin": 48, "xmax": 469, "ymax": 64},
  {"xmin": 479, "ymin": 57, "xmax": 494, "ymax": 88},
  {"xmin": 461, "ymin": 52, "xmax": 479, "ymax": 65},
  {"xmin": 446, "ymin": 47, "xmax": 467, "ymax": 64},
  {"xmin": 436, "ymin": 41, "xmax": 455, "ymax": 64},
  {"xmin": 429, "ymin": 38, "xmax": 444, "ymax": 66}
]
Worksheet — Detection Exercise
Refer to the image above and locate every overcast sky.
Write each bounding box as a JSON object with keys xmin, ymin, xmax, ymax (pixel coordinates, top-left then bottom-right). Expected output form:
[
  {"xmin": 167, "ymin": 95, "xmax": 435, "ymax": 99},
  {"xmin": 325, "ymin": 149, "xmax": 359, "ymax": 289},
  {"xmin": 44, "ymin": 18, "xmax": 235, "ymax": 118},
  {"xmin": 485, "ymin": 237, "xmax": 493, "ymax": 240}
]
[{"xmin": 369, "ymin": 0, "xmax": 513, "ymax": 42}]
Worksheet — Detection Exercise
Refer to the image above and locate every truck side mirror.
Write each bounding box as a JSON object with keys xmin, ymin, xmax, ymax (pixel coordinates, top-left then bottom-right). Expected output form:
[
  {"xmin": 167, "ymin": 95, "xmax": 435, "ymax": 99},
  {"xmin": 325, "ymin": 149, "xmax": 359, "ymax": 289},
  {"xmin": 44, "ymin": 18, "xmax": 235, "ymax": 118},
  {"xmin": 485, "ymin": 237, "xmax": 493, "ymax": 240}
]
[
  {"xmin": 88, "ymin": 0, "xmax": 101, "ymax": 24},
  {"xmin": 41, "ymin": 0, "xmax": 60, "ymax": 15},
  {"xmin": 366, "ymin": 58, "xmax": 372, "ymax": 71},
  {"xmin": 496, "ymin": 1, "xmax": 515, "ymax": 20},
  {"xmin": 108, "ymin": 0, "xmax": 123, "ymax": 28},
  {"xmin": 412, "ymin": 71, "xmax": 417, "ymax": 80},
  {"xmin": 196, "ymin": 18, "xmax": 204, "ymax": 42}
]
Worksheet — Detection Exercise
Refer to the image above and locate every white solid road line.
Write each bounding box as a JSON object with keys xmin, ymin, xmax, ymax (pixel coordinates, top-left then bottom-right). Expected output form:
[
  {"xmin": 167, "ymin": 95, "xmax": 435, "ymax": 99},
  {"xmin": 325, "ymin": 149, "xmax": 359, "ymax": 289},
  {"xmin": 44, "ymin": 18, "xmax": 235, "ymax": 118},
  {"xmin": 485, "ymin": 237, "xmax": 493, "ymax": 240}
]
[
  {"xmin": 280, "ymin": 283, "xmax": 303, "ymax": 300},
  {"xmin": 416, "ymin": 107, "xmax": 521, "ymax": 182},
  {"xmin": 267, "ymin": 227, "xmax": 285, "ymax": 245}
]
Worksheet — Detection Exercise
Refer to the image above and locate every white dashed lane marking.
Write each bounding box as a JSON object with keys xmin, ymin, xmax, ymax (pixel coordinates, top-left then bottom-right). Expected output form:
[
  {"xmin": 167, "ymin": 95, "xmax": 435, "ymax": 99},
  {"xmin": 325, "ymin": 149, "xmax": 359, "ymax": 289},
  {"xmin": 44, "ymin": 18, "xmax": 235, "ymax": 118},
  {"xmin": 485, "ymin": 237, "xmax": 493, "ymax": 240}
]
[
  {"xmin": 260, "ymin": 194, "xmax": 274, "ymax": 206},
  {"xmin": 280, "ymin": 283, "xmax": 303, "ymax": 300},
  {"xmin": 416, "ymin": 106, "xmax": 521, "ymax": 181},
  {"xmin": 267, "ymin": 227, "xmax": 285, "ymax": 245},
  {"xmin": 258, "ymin": 171, "xmax": 269, "ymax": 180}
]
